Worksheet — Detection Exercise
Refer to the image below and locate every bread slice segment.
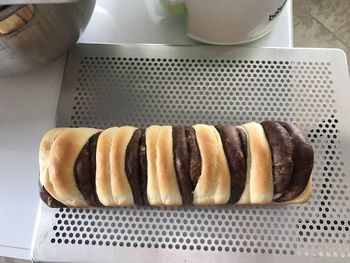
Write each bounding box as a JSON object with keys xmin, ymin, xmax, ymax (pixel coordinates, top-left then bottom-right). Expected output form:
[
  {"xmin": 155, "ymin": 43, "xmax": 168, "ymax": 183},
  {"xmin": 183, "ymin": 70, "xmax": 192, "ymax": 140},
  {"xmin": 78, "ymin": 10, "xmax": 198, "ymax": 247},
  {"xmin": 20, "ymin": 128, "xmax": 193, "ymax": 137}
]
[
  {"xmin": 238, "ymin": 122, "xmax": 273, "ymax": 204},
  {"xmin": 156, "ymin": 126, "xmax": 182, "ymax": 205},
  {"xmin": 39, "ymin": 128, "xmax": 70, "ymax": 205},
  {"xmin": 192, "ymin": 124, "xmax": 230, "ymax": 205},
  {"xmin": 109, "ymin": 126, "xmax": 137, "ymax": 206},
  {"xmin": 96, "ymin": 127, "xmax": 118, "ymax": 206},
  {"xmin": 146, "ymin": 125, "xmax": 163, "ymax": 205},
  {"xmin": 48, "ymin": 128, "xmax": 101, "ymax": 207}
]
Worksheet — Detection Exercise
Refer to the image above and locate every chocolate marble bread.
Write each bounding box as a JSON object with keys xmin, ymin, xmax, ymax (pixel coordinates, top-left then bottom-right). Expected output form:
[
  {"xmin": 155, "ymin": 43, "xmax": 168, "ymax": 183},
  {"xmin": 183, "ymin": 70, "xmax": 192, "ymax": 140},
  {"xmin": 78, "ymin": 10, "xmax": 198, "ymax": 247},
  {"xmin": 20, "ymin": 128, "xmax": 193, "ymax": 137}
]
[{"xmin": 39, "ymin": 121, "xmax": 313, "ymax": 208}]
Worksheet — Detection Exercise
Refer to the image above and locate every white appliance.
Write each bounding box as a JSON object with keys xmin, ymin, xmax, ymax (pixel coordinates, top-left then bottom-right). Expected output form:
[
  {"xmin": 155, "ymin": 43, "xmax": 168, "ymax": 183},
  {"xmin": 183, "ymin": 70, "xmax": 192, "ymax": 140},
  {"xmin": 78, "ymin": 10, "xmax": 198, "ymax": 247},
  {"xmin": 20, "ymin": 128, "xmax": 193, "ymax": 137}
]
[{"xmin": 162, "ymin": 0, "xmax": 288, "ymax": 45}]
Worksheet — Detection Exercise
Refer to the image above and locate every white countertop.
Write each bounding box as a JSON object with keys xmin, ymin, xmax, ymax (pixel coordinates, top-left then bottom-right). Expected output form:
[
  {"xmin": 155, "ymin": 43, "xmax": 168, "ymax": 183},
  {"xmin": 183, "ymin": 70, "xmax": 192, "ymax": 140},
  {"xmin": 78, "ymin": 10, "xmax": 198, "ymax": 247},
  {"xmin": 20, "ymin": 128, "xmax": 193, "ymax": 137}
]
[{"xmin": 0, "ymin": 0, "xmax": 292, "ymax": 259}]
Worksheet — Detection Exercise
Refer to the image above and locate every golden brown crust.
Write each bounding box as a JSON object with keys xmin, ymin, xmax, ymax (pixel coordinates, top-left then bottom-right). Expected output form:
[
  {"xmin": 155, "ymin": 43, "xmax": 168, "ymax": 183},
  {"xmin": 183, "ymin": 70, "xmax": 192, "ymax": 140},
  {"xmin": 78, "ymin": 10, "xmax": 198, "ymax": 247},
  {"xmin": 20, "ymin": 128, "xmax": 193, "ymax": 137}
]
[
  {"xmin": 109, "ymin": 126, "xmax": 137, "ymax": 206},
  {"xmin": 192, "ymin": 124, "xmax": 230, "ymax": 205},
  {"xmin": 39, "ymin": 128, "xmax": 70, "ymax": 203},
  {"xmin": 240, "ymin": 122, "xmax": 273, "ymax": 204},
  {"xmin": 96, "ymin": 127, "xmax": 118, "ymax": 206},
  {"xmin": 47, "ymin": 128, "xmax": 101, "ymax": 207},
  {"xmin": 212, "ymin": 126, "xmax": 231, "ymax": 204},
  {"xmin": 146, "ymin": 126, "xmax": 162, "ymax": 205},
  {"xmin": 156, "ymin": 126, "xmax": 182, "ymax": 205}
]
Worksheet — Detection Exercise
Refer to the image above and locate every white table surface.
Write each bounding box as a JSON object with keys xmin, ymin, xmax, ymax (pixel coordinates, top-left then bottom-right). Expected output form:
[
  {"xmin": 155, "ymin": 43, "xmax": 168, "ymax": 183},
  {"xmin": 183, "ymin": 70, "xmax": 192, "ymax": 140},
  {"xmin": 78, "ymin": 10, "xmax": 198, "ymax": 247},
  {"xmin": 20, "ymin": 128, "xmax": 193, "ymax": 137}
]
[{"xmin": 0, "ymin": 0, "xmax": 292, "ymax": 259}]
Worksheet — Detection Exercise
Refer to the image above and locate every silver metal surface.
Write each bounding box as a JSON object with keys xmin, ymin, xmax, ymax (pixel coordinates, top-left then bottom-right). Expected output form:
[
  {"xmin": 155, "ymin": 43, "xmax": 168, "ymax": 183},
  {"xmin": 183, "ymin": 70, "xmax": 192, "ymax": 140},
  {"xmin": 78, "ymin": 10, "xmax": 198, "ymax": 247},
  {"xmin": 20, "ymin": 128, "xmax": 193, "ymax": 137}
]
[
  {"xmin": 32, "ymin": 44, "xmax": 350, "ymax": 263},
  {"xmin": 0, "ymin": 0, "xmax": 95, "ymax": 77}
]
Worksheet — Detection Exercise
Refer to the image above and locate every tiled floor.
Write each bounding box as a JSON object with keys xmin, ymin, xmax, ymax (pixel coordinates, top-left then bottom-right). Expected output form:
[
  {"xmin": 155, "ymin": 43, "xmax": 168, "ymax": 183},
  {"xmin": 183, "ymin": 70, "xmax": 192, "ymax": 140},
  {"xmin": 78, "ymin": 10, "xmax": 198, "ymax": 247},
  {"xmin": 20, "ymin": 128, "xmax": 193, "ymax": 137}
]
[
  {"xmin": 0, "ymin": 1, "xmax": 349, "ymax": 263},
  {"xmin": 294, "ymin": 0, "xmax": 350, "ymax": 71}
]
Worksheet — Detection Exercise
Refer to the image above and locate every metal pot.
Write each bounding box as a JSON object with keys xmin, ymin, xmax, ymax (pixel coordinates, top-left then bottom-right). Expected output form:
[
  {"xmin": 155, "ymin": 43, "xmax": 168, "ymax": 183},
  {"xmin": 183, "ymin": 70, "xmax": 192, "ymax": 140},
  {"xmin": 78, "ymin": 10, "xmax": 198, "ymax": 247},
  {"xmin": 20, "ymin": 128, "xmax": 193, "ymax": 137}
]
[{"xmin": 0, "ymin": 0, "xmax": 95, "ymax": 77}]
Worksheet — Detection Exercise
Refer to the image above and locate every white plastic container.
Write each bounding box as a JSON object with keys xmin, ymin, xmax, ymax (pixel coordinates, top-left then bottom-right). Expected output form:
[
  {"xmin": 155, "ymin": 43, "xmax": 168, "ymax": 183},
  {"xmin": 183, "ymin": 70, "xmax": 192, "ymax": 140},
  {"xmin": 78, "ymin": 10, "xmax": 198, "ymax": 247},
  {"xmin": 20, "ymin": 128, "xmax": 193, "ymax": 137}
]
[{"xmin": 162, "ymin": 0, "xmax": 288, "ymax": 45}]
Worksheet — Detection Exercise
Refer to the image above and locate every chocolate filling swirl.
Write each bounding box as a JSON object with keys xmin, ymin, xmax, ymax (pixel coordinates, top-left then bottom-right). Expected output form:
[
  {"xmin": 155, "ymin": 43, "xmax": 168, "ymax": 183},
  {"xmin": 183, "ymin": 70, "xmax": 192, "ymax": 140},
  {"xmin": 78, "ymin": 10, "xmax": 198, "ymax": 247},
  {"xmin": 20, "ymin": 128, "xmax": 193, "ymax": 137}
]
[
  {"xmin": 184, "ymin": 127, "xmax": 201, "ymax": 188},
  {"xmin": 39, "ymin": 181, "xmax": 65, "ymax": 208},
  {"xmin": 236, "ymin": 128, "xmax": 247, "ymax": 159},
  {"xmin": 261, "ymin": 121, "xmax": 293, "ymax": 195},
  {"xmin": 215, "ymin": 125, "xmax": 247, "ymax": 204},
  {"xmin": 173, "ymin": 126, "xmax": 193, "ymax": 204},
  {"xmin": 125, "ymin": 129, "xmax": 144, "ymax": 205},
  {"xmin": 74, "ymin": 132, "xmax": 103, "ymax": 206},
  {"xmin": 276, "ymin": 121, "xmax": 314, "ymax": 202},
  {"xmin": 139, "ymin": 129, "xmax": 149, "ymax": 205}
]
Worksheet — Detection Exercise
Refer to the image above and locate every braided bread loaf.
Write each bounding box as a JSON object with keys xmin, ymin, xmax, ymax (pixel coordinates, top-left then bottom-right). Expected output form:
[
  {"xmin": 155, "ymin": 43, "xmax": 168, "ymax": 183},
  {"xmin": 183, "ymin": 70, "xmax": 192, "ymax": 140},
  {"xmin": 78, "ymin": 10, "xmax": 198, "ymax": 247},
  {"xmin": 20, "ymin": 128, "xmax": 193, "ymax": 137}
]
[{"xmin": 39, "ymin": 121, "xmax": 313, "ymax": 207}]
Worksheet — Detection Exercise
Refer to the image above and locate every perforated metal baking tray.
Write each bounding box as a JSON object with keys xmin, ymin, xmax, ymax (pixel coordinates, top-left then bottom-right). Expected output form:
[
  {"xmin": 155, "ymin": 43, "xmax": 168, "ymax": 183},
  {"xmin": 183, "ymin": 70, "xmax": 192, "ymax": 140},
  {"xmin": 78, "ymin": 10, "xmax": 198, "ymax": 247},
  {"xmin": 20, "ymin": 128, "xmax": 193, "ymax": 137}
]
[{"xmin": 31, "ymin": 44, "xmax": 350, "ymax": 263}]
